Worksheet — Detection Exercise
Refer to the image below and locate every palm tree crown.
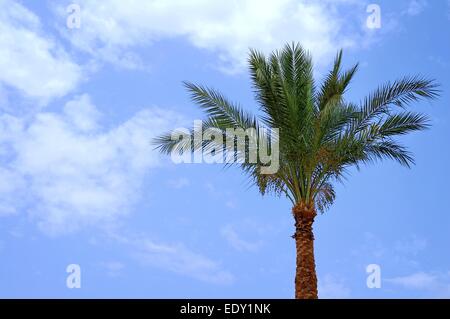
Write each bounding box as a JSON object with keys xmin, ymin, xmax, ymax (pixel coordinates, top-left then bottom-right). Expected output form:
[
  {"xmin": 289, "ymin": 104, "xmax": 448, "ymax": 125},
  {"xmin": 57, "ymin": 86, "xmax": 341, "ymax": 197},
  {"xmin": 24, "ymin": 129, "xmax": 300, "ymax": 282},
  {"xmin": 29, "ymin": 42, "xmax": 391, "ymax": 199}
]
[{"xmin": 155, "ymin": 43, "xmax": 439, "ymax": 212}]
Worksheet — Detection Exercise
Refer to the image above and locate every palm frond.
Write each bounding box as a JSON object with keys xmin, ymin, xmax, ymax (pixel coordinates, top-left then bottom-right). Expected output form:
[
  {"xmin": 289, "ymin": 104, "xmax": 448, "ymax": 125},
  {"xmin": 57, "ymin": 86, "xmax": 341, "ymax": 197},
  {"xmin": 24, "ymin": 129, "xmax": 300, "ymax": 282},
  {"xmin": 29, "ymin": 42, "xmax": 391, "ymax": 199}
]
[
  {"xmin": 153, "ymin": 43, "xmax": 440, "ymax": 212},
  {"xmin": 353, "ymin": 76, "xmax": 439, "ymax": 131}
]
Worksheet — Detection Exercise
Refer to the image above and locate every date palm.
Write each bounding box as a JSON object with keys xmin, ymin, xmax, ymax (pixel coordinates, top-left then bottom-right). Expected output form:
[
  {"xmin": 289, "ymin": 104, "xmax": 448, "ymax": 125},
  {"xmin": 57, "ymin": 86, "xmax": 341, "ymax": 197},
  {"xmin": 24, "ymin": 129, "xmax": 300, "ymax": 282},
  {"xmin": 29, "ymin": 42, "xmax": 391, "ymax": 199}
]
[{"xmin": 154, "ymin": 43, "xmax": 439, "ymax": 299}]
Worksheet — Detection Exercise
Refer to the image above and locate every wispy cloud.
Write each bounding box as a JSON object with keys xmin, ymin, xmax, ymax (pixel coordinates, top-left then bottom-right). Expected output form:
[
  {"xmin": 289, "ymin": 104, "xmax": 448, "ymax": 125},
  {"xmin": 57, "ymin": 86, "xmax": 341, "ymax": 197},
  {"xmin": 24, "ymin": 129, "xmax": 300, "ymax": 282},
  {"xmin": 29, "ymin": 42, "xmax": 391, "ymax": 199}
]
[
  {"xmin": 318, "ymin": 274, "xmax": 351, "ymax": 299},
  {"xmin": 98, "ymin": 261, "xmax": 125, "ymax": 277},
  {"xmin": 448, "ymin": 0, "xmax": 450, "ymax": 19},
  {"xmin": 166, "ymin": 178, "xmax": 190, "ymax": 189},
  {"xmin": 394, "ymin": 235, "xmax": 427, "ymax": 256},
  {"xmin": 351, "ymin": 232, "xmax": 450, "ymax": 297},
  {"xmin": 0, "ymin": 0, "xmax": 82, "ymax": 102},
  {"xmin": 386, "ymin": 272, "xmax": 437, "ymax": 290},
  {"xmin": 54, "ymin": 0, "xmax": 369, "ymax": 72},
  {"xmin": 0, "ymin": 94, "xmax": 183, "ymax": 235},
  {"xmin": 204, "ymin": 182, "xmax": 239, "ymax": 209},
  {"xmin": 111, "ymin": 232, "xmax": 234, "ymax": 285},
  {"xmin": 428, "ymin": 55, "xmax": 450, "ymax": 69},
  {"xmin": 221, "ymin": 224, "xmax": 262, "ymax": 252},
  {"xmin": 386, "ymin": 272, "xmax": 450, "ymax": 297},
  {"xmin": 403, "ymin": 0, "xmax": 428, "ymax": 16},
  {"xmin": 351, "ymin": 232, "xmax": 428, "ymax": 266}
]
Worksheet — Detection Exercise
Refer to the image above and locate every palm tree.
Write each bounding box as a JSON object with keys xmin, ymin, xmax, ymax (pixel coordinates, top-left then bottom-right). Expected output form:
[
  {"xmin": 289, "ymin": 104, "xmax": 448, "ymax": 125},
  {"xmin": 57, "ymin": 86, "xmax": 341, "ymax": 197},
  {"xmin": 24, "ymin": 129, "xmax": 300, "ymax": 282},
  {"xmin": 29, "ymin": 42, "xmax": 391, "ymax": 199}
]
[{"xmin": 154, "ymin": 43, "xmax": 439, "ymax": 299}]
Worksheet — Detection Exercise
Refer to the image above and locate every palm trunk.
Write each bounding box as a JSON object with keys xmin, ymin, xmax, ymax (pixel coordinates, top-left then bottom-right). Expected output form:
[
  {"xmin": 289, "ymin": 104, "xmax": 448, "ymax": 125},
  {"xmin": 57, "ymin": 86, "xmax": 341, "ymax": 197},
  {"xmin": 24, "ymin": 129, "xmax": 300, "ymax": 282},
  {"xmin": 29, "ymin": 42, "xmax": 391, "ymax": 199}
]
[{"xmin": 292, "ymin": 204, "xmax": 318, "ymax": 299}]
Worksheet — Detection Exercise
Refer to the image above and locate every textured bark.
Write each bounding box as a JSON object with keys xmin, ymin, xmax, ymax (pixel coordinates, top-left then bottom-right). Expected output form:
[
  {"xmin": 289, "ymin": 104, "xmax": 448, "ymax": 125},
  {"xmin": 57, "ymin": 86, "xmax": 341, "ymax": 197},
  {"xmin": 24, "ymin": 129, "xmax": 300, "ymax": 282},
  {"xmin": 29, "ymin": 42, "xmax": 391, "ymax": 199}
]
[{"xmin": 292, "ymin": 204, "xmax": 318, "ymax": 299}]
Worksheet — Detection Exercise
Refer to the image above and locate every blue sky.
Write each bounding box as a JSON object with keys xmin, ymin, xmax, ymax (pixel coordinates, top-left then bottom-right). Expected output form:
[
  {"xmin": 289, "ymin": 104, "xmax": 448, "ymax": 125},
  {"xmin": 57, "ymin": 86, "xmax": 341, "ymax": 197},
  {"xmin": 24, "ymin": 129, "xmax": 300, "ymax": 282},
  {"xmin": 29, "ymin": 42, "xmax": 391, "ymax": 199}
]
[{"xmin": 0, "ymin": 0, "xmax": 449, "ymax": 298}]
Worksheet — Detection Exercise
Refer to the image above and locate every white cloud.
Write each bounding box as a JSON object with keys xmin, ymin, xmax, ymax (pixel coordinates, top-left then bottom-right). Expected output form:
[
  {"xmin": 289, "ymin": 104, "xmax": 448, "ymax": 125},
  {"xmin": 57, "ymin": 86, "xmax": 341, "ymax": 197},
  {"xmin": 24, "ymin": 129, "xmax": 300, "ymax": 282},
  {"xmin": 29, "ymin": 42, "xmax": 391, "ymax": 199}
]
[
  {"xmin": 112, "ymin": 232, "xmax": 234, "ymax": 285},
  {"xmin": 0, "ymin": 94, "xmax": 182, "ymax": 235},
  {"xmin": 318, "ymin": 274, "xmax": 351, "ymax": 299},
  {"xmin": 56, "ymin": 0, "xmax": 367, "ymax": 72},
  {"xmin": 0, "ymin": 0, "xmax": 82, "ymax": 101}
]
